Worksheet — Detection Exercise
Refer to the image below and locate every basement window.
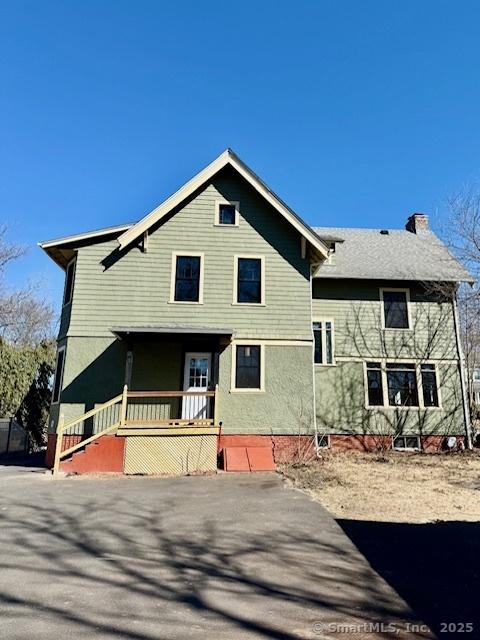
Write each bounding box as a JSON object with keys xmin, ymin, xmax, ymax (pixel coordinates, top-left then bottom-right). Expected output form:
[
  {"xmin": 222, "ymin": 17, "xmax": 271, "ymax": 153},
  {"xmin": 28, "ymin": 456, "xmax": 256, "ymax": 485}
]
[
  {"xmin": 393, "ymin": 435, "xmax": 421, "ymax": 451},
  {"xmin": 316, "ymin": 434, "xmax": 330, "ymax": 449}
]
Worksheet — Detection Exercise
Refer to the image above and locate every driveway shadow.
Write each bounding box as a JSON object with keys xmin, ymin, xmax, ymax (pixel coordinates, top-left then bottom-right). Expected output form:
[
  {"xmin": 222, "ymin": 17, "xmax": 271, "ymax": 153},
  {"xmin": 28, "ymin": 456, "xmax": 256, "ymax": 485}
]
[
  {"xmin": 338, "ymin": 519, "xmax": 480, "ymax": 637},
  {"xmin": 0, "ymin": 474, "xmax": 428, "ymax": 639},
  {"xmin": 0, "ymin": 452, "xmax": 46, "ymax": 468}
]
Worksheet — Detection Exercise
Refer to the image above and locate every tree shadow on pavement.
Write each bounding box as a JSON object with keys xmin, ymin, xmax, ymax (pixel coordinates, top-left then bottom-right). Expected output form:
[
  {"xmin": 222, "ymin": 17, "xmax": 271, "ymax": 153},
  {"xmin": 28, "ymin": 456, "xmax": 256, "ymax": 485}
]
[
  {"xmin": 0, "ymin": 475, "xmax": 431, "ymax": 640},
  {"xmin": 338, "ymin": 519, "xmax": 480, "ymax": 638}
]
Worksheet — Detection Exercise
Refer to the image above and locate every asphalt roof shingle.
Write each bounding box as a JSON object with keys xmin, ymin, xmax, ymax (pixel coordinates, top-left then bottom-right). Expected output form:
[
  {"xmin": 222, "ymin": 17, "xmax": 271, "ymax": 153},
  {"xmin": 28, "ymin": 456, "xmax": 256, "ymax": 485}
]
[{"xmin": 313, "ymin": 227, "xmax": 473, "ymax": 282}]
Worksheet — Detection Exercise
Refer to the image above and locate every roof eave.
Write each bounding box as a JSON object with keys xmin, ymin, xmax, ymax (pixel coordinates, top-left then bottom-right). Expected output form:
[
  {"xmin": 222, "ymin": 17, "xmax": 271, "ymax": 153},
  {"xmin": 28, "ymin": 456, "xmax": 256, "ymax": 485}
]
[{"xmin": 38, "ymin": 223, "xmax": 134, "ymax": 268}]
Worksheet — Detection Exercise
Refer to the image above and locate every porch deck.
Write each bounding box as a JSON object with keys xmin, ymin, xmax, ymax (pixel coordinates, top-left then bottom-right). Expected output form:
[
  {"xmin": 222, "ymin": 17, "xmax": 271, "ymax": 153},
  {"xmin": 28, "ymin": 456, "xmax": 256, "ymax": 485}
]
[{"xmin": 53, "ymin": 386, "xmax": 220, "ymax": 472}]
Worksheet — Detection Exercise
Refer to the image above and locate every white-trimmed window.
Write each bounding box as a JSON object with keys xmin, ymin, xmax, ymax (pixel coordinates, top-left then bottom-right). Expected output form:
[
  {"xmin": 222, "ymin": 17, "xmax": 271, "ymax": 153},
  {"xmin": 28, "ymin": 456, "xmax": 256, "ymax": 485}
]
[
  {"xmin": 233, "ymin": 255, "xmax": 265, "ymax": 305},
  {"xmin": 393, "ymin": 435, "xmax": 421, "ymax": 451},
  {"xmin": 214, "ymin": 200, "xmax": 239, "ymax": 226},
  {"xmin": 420, "ymin": 364, "xmax": 440, "ymax": 407},
  {"xmin": 365, "ymin": 361, "xmax": 384, "ymax": 406},
  {"xmin": 169, "ymin": 252, "xmax": 204, "ymax": 303},
  {"xmin": 231, "ymin": 343, "xmax": 265, "ymax": 392},
  {"xmin": 386, "ymin": 363, "xmax": 418, "ymax": 406},
  {"xmin": 364, "ymin": 361, "xmax": 441, "ymax": 410},
  {"xmin": 63, "ymin": 257, "xmax": 76, "ymax": 306},
  {"xmin": 380, "ymin": 288, "xmax": 411, "ymax": 329},
  {"xmin": 52, "ymin": 346, "xmax": 66, "ymax": 404},
  {"xmin": 313, "ymin": 320, "xmax": 334, "ymax": 365}
]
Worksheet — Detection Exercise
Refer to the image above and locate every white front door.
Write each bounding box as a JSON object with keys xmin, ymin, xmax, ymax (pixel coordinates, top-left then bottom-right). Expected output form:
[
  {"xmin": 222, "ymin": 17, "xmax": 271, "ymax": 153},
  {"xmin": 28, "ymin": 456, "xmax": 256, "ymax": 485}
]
[{"xmin": 182, "ymin": 352, "xmax": 211, "ymax": 420}]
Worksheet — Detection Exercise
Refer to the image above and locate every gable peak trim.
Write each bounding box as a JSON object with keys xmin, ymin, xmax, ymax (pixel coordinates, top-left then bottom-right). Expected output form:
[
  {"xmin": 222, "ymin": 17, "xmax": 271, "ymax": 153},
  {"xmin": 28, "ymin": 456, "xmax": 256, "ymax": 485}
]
[{"xmin": 116, "ymin": 149, "xmax": 328, "ymax": 260}]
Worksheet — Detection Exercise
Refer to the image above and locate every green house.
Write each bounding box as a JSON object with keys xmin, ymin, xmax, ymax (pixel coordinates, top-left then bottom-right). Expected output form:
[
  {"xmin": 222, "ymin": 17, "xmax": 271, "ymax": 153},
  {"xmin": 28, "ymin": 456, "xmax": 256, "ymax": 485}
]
[{"xmin": 40, "ymin": 149, "xmax": 473, "ymax": 474}]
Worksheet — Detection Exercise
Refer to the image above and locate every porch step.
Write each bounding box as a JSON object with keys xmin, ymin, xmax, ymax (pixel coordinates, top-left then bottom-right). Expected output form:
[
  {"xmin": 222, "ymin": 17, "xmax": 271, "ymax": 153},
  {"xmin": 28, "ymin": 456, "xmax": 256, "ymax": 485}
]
[
  {"xmin": 223, "ymin": 446, "xmax": 276, "ymax": 472},
  {"xmin": 59, "ymin": 435, "xmax": 124, "ymax": 473}
]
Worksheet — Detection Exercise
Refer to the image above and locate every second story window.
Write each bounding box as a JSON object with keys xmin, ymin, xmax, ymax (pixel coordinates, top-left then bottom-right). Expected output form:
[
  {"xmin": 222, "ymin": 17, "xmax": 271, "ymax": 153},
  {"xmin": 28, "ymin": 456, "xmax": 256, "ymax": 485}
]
[
  {"xmin": 63, "ymin": 258, "xmax": 76, "ymax": 306},
  {"xmin": 235, "ymin": 256, "xmax": 264, "ymax": 304},
  {"xmin": 313, "ymin": 320, "xmax": 334, "ymax": 365},
  {"xmin": 172, "ymin": 254, "xmax": 203, "ymax": 303},
  {"xmin": 381, "ymin": 289, "xmax": 410, "ymax": 329},
  {"xmin": 52, "ymin": 347, "xmax": 66, "ymax": 404}
]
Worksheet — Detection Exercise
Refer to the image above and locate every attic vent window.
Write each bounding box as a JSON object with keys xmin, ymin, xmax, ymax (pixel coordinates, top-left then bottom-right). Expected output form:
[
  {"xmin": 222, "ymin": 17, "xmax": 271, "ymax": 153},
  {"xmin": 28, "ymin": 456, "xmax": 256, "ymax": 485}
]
[
  {"xmin": 215, "ymin": 200, "xmax": 239, "ymax": 226},
  {"xmin": 219, "ymin": 204, "xmax": 236, "ymax": 225}
]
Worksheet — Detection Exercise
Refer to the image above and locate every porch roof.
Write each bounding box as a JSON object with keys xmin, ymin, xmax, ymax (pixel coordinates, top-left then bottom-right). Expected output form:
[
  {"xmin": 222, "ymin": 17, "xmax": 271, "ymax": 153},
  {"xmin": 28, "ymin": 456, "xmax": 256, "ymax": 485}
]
[{"xmin": 111, "ymin": 325, "xmax": 234, "ymax": 340}]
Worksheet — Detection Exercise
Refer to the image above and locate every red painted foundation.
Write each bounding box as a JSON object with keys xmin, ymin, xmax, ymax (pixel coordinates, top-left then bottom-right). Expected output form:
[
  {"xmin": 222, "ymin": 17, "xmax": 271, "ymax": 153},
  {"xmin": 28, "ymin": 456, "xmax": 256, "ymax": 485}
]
[
  {"xmin": 45, "ymin": 432, "xmax": 467, "ymax": 474},
  {"xmin": 218, "ymin": 434, "xmax": 317, "ymax": 464},
  {"xmin": 329, "ymin": 434, "xmax": 465, "ymax": 453},
  {"xmin": 46, "ymin": 434, "xmax": 125, "ymax": 473},
  {"xmin": 45, "ymin": 434, "xmax": 83, "ymax": 467},
  {"xmin": 218, "ymin": 434, "xmax": 466, "ymax": 458}
]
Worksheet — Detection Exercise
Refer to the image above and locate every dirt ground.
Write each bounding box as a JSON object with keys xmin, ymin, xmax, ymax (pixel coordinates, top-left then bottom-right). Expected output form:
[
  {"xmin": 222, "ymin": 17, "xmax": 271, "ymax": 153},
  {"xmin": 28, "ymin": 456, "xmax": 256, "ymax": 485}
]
[{"xmin": 281, "ymin": 451, "xmax": 480, "ymax": 523}]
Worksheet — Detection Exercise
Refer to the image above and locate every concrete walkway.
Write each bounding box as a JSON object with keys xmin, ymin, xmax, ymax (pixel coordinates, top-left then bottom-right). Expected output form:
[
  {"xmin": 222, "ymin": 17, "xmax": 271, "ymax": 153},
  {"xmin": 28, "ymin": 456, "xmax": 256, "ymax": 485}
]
[{"xmin": 0, "ymin": 470, "xmax": 427, "ymax": 639}]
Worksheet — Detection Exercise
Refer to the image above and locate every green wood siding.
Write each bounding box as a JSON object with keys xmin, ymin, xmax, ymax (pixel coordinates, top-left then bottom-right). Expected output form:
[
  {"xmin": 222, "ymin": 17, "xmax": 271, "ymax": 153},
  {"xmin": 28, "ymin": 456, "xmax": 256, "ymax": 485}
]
[
  {"xmin": 312, "ymin": 279, "xmax": 458, "ymax": 360},
  {"xmin": 315, "ymin": 361, "xmax": 464, "ymax": 436},
  {"xmin": 312, "ymin": 279, "xmax": 465, "ymax": 436},
  {"xmin": 62, "ymin": 167, "xmax": 312, "ymax": 341},
  {"xmin": 51, "ymin": 168, "xmax": 315, "ymax": 435}
]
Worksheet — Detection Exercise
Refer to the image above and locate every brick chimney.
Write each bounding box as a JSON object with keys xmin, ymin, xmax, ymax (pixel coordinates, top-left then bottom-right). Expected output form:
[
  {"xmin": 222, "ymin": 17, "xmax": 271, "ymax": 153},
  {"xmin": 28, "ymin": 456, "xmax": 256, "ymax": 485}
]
[{"xmin": 406, "ymin": 212, "xmax": 429, "ymax": 234}]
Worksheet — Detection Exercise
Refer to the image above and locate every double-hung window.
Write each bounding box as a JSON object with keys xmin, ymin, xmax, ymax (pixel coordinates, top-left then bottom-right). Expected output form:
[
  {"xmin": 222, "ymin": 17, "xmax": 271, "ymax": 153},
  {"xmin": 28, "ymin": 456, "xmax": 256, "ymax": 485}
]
[
  {"xmin": 233, "ymin": 344, "xmax": 264, "ymax": 391},
  {"xmin": 381, "ymin": 289, "xmax": 410, "ymax": 329},
  {"xmin": 386, "ymin": 363, "xmax": 419, "ymax": 406},
  {"xmin": 235, "ymin": 256, "xmax": 264, "ymax": 304},
  {"xmin": 171, "ymin": 254, "xmax": 203, "ymax": 303},
  {"xmin": 366, "ymin": 362, "xmax": 384, "ymax": 406},
  {"xmin": 313, "ymin": 320, "xmax": 334, "ymax": 365},
  {"xmin": 421, "ymin": 364, "xmax": 439, "ymax": 407}
]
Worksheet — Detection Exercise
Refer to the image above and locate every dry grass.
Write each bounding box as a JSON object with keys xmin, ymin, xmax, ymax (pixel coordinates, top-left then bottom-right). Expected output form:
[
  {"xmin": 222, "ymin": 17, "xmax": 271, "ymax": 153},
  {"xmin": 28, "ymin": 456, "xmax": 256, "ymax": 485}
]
[{"xmin": 281, "ymin": 451, "xmax": 480, "ymax": 523}]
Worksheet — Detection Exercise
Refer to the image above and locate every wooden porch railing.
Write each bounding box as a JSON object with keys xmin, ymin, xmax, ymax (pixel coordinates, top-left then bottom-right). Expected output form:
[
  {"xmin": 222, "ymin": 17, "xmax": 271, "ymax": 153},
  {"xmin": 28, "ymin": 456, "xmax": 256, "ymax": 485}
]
[{"xmin": 53, "ymin": 384, "xmax": 220, "ymax": 474}]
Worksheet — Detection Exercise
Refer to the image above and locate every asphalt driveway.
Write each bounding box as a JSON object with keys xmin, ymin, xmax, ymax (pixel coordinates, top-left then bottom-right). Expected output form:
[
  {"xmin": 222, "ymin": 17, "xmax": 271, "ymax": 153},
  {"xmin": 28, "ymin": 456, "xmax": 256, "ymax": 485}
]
[{"xmin": 0, "ymin": 467, "xmax": 428, "ymax": 639}]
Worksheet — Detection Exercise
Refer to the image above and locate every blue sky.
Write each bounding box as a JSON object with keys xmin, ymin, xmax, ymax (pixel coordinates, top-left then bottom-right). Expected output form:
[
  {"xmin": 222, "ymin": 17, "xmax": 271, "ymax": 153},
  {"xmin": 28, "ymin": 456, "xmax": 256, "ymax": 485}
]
[{"xmin": 1, "ymin": 0, "xmax": 480, "ymax": 307}]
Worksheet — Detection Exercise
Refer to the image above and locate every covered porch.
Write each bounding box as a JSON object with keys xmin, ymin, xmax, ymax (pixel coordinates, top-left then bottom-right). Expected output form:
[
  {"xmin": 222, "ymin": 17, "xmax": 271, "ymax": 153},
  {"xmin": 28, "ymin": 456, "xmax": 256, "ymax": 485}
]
[
  {"xmin": 112, "ymin": 325, "xmax": 232, "ymax": 433},
  {"xmin": 52, "ymin": 326, "xmax": 232, "ymax": 473}
]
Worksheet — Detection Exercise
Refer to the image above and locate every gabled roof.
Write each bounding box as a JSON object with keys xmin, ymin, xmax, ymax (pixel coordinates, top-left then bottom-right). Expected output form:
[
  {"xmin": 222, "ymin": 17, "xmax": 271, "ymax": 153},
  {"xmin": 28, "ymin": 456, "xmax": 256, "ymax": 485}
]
[
  {"xmin": 314, "ymin": 226, "xmax": 474, "ymax": 283},
  {"xmin": 116, "ymin": 148, "xmax": 329, "ymax": 260}
]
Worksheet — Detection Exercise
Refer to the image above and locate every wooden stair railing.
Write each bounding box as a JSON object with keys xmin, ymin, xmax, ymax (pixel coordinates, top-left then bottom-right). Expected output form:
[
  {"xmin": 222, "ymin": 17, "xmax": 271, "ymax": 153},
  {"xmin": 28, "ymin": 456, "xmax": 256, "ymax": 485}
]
[
  {"xmin": 52, "ymin": 385, "xmax": 127, "ymax": 474},
  {"xmin": 52, "ymin": 384, "xmax": 220, "ymax": 473}
]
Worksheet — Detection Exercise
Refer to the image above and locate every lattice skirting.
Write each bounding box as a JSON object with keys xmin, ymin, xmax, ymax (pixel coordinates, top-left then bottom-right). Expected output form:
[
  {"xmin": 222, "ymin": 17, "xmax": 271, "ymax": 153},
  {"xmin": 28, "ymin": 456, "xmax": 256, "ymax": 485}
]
[{"xmin": 124, "ymin": 435, "xmax": 217, "ymax": 474}]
